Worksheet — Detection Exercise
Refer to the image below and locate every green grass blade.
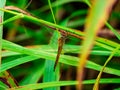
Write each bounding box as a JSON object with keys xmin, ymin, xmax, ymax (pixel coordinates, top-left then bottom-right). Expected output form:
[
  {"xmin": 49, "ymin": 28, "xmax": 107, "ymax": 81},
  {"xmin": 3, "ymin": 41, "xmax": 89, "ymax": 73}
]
[
  {"xmin": 1, "ymin": 40, "xmax": 120, "ymax": 76},
  {"xmin": 93, "ymin": 46, "xmax": 120, "ymax": 90},
  {"xmin": 0, "ymin": 81, "xmax": 8, "ymax": 89},
  {"xmin": 8, "ymin": 78, "xmax": 120, "ymax": 90},
  {"xmin": 2, "ymin": 44, "xmax": 120, "ymax": 57},
  {"xmin": 0, "ymin": 0, "xmax": 6, "ymax": 67},
  {"xmin": 106, "ymin": 22, "xmax": 120, "ymax": 40},
  {"xmin": 0, "ymin": 15, "xmax": 22, "ymax": 26},
  {"xmin": 1, "ymin": 56, "xmax": 39, "ymax": 72},
  {"xmin": 43, "ymin": 0, "xmax": 60, "ymax": 90}
]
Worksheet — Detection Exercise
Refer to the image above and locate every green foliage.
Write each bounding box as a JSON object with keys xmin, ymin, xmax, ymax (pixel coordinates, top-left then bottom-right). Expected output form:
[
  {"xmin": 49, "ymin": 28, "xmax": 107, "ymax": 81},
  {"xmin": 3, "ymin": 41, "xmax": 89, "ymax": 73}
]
[{"xmin": 0, "ymin": 0, "xmax": 120, "ymax": 90}]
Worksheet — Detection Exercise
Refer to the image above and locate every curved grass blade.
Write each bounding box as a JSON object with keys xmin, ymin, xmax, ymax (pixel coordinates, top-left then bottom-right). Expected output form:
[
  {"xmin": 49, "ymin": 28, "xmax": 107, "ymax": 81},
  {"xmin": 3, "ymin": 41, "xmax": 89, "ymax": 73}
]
[{"xmin": 93, "ymin": 46, "xmax": 120, "ymax": 90}]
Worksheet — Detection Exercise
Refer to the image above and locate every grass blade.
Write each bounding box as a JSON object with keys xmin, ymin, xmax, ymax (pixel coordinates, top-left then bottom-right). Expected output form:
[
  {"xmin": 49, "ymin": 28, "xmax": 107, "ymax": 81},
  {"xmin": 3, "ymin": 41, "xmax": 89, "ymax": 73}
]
[
  {"xmin": 1, "ymin": 40, "xmax": 120, "ymax": 76},
  {"xmin": 77, "ymin": 0, "xmax": 116, "ymax": 89},
  {"xmin": 8, "ymin": 78, "xmax": 120, "ymax": 90},
  {"xmin": 0, "ymin": 0, "xmax": 6, "ymax": 67},
  {"xmin": 43, "ymin": 0, "xmax": 60, "ymax": 90},
  {"xmin": 93, "ymin": 46, "xmax": 120, "ymax": 90}
]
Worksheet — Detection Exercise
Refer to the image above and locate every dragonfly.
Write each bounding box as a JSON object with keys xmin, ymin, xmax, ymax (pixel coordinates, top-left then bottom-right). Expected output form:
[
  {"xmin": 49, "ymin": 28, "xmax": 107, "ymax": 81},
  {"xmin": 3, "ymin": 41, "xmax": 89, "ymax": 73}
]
[
  {"xmin": 53, "ymin": 30, "xmax": 67, "ymax": 70},
  {"xmin": 53, "ymin": 30, "xmax": 83, "ymax": 70}
]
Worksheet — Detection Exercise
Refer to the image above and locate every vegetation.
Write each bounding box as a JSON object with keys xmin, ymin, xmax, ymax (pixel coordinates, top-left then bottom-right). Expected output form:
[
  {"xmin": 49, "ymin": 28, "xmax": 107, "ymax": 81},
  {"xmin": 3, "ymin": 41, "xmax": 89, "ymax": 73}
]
[{"xmin": 0, "ymin": 0, "xmax": 120, "ymax": 90}]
